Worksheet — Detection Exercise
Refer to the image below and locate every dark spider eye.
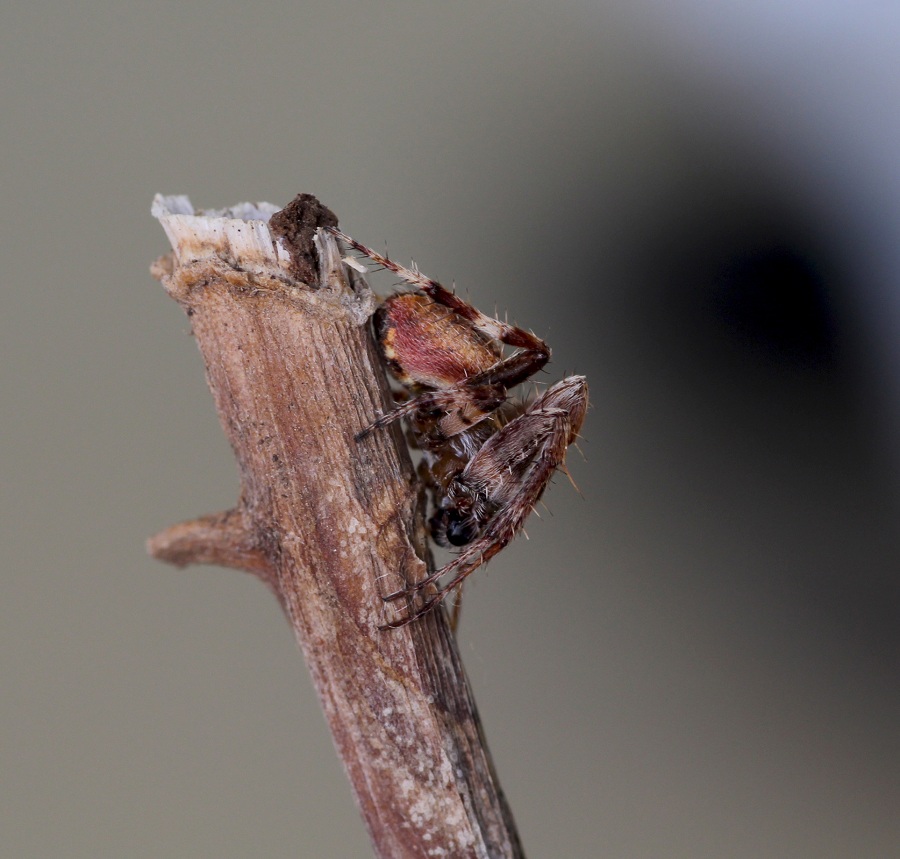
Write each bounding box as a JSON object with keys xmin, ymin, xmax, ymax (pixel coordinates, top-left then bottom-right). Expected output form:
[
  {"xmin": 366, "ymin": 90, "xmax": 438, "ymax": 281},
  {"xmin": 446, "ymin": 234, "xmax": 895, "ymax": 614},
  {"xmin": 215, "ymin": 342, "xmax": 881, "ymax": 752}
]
[{"xmin": 445, "ymin": 512, "xmax": 478, "ymax": 546}]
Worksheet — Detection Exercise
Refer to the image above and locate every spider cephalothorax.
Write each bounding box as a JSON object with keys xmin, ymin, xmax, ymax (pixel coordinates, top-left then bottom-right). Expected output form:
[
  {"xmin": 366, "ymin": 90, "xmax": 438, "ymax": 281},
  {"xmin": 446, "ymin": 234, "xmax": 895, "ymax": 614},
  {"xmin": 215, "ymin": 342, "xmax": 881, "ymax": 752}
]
[{"xmin": 327, "ymin": 226, "xmax": 588, "ymax": 628}]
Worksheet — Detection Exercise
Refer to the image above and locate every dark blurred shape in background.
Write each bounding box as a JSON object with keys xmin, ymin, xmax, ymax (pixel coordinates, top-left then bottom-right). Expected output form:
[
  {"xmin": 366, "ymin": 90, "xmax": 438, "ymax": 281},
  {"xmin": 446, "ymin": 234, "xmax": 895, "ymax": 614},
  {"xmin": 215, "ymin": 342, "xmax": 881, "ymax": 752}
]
[{"xmin": 713, "ymin": 244, "xmax": 838, "ymax": 366}]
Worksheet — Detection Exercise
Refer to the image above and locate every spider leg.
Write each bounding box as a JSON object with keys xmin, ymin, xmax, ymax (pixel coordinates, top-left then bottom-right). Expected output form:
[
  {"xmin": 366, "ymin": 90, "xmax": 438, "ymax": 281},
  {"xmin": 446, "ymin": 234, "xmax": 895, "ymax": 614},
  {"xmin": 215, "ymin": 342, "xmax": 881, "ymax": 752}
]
[
  {"xmin": 379, "ymin": 417, "xmax": 568, "ymax": 627},
  {"xmin": 329, "ymin": 226, "xmax": 551, "ymax": 377},
  {"xmin": 448, "ymin": 582, "xmax": 464, "ymax": 631},
  {"xmin": 358, "ymin": 359, "xmax": 551, "ymax": 440},
  {"xmin": 381, "ymin": 376, "xmax": 588, "ymax": 627},
  {"xmin": 357, "ymin": 381, "xmax": 507, "ymax": 440}
]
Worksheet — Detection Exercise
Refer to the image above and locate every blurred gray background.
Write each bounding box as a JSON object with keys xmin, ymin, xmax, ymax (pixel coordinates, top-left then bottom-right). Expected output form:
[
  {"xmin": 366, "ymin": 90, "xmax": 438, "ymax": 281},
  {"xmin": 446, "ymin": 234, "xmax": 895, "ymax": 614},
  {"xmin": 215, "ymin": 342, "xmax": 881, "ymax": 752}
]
[{"xmin": 3, "ymin": 2, "xmax": 898, "ymax": 857}]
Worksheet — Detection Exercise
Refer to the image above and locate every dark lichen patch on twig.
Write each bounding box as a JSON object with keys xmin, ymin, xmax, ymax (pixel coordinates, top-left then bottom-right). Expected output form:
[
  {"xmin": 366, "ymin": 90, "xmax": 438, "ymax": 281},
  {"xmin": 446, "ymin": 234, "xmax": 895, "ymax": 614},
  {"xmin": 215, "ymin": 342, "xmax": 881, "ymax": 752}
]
[{"xmin": 268, "ymin": 193, "xmax": 338, "ymax": 284}]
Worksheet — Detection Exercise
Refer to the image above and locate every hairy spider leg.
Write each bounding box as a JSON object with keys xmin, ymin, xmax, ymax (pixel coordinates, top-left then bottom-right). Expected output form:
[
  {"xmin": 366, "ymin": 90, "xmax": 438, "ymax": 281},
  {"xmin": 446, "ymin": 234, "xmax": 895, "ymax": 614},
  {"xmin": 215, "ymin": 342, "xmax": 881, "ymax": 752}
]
[
  {"xmin": 328, "ymin": 227, "xmax": 547, "ymax": 352},
  {"xmin": 356, "ymin": 381, "xmax": 507, "ymax": 440},
  {"xmin": 380, "ymin": 375, "xmax": 588, "ymax": 628}
]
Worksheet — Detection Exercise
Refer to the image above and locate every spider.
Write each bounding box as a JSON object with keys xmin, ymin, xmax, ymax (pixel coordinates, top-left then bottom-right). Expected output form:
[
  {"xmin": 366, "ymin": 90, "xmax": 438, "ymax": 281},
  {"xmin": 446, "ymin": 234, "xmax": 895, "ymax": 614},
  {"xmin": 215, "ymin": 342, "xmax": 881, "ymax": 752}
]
[{"xmin": 327, "ymin": 226, "xmax": 588, "ymax": 628}]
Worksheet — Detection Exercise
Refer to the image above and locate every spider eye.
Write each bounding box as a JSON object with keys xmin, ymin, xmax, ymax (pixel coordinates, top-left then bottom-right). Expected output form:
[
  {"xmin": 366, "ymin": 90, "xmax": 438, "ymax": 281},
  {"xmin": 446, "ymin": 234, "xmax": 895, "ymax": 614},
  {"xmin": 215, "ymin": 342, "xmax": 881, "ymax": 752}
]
[{"xmin": 445, "ymin": 513, "xmax": 478, "ymax": 547}]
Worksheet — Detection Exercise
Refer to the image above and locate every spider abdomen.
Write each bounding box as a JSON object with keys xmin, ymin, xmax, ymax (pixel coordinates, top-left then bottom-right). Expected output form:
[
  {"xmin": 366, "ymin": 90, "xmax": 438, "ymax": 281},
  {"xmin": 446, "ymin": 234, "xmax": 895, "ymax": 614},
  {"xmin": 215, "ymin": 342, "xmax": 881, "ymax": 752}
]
[{"xmin": 376, "ymin": 294, "xmax": 499, "ymax": 389}]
